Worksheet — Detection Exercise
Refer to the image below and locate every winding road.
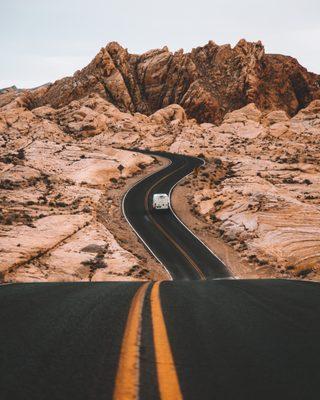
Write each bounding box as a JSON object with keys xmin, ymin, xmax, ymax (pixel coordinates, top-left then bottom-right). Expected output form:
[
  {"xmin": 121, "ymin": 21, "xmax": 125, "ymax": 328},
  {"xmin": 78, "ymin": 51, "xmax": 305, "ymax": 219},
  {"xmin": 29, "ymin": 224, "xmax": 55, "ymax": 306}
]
[
  {"xmin": 1, "ymin": 152, "xmax": 320, "ymax": 400},
  {"xmin": 123, "ymin": 152, "xmax": 229, "ymax": 280}
]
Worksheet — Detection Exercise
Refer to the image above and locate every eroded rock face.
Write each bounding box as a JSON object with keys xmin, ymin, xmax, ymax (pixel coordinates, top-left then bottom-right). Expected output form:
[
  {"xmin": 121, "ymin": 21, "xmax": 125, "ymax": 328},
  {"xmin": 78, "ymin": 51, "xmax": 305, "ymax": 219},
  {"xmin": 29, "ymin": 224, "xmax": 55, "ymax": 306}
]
[
  {"xmin": 4, "ymin": 221, "xmax": 144, "ymax": 282},
  {"xmin": 0, "ymin": 95, "xmax": 158, "ymax": 282},
  {"xmin": 0, "ymin": 139, "xmax": 154, "ymax": 282},
  {"xmin": 31, "ymin": 40, "xmax": 320, "ymax": 124},
  {"xmin": 178, "ymin": 101, "xmax": 320, "ymax": 280}
]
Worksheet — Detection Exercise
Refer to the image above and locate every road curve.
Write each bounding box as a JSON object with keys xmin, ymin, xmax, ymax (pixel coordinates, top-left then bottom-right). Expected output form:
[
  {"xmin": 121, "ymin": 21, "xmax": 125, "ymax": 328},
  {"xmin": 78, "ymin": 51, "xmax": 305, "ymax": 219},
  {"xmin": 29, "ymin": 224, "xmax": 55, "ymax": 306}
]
[{"xmin": 123, "ymin": 151, "xmax": 230, "ymax": 280}]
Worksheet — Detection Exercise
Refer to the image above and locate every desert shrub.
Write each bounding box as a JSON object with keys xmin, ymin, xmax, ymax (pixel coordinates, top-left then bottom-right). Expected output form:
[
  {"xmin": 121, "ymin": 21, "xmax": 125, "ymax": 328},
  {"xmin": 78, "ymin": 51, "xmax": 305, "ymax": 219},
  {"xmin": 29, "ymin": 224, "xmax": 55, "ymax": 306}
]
[
  {"xmin": 1, "ymin": 155, "xmax": 14, "ymax": 164},
  {"xmin": 3, "ymin": 212, "xmax": 20, "ymax": 225},
  {"xmin": 17, "ymin": 149, "xmax": 25, "ymax": 160},
  {"xmin": 283, "ymin": 177, "xmax": 294, "ymax": 184},
  {"xmin": 43, "ymin": 175, "xmax": 52, "ymax": 188},
  {"xmin": 55, "ymin": 201, "xmax": 67, "ymax": 208},
  {"xmin": 82, "ymin": 258, "xmax": 107, "ymax": 270},
  {"xmin": 38, "ymin": 196, "xmax": 48, "ymax": 204},
  {"xmin": 213, "ymin": 158, "xmax": 222, "ymax": 166},
  {"xmin": 128, "ymin": 265, "xmax": 139, "ymax": 273},
  {"xmin": 138, "ymin": 163, "xmax": 146, "ymax": 170},
  {"xmin": 117, "ymin": 164, "xmax": 124, "ymax": 172},
  {"xmin": 210, "ymin": 214, "xmax": 218, "ymax": 222},
  {"xmin": 0, "ymin": 179, "xmax": 19, "ymax": 190},
  {"xmin": 297, "ymin": 268, "xmax": 313, "ymax": 278},
  {"xmin": 82, "ymin": 246, "xmax": 108, "ymax": 271},
  {"xmin": 214, "ymin": 199, "xmax": 224, "ymax": 207},
  {"xmin": 226, "ymin": 169, "xmax": 235, "ymax": 178}
]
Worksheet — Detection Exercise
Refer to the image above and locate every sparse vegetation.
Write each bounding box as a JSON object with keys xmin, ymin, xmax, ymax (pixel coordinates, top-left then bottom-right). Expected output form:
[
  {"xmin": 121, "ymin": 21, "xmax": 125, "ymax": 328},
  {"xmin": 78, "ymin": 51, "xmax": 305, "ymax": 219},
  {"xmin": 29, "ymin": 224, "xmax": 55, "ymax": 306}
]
[{"xmin": 82, "ymin": 245, "xmax": 108, "ymax": 272}]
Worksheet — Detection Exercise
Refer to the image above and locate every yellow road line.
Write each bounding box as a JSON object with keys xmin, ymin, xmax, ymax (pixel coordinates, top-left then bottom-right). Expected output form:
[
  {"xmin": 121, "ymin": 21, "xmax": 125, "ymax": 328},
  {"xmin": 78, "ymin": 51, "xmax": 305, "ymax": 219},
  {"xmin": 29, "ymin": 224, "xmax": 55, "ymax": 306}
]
[
  {"xmin": 151, "ymin": 282, "xmax": 183, "ymax": 400},
  {"xmin": 113, "ymin": 282, "xmax": 150, "ymax": 400},
  {"xmin": 145, "ymin": 163, "xmax": 205, "ymax": 280}
]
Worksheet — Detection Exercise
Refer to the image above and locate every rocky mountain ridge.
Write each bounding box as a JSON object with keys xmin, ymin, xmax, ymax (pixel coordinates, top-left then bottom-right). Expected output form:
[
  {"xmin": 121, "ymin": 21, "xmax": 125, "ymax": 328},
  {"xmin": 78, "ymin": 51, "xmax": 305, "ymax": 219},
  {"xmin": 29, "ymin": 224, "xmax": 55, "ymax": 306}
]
[{"xmin": 30, "ymin": 39, "xmax": 320, "ymax": 124}]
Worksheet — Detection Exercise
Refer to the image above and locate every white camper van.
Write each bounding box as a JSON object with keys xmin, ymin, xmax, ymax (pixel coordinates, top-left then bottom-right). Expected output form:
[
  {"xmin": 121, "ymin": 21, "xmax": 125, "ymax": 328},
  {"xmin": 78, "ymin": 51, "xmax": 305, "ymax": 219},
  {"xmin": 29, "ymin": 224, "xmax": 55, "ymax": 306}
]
[{"xmin": 152, "ymin": 193, "xmax": 170, "ymax": 210}]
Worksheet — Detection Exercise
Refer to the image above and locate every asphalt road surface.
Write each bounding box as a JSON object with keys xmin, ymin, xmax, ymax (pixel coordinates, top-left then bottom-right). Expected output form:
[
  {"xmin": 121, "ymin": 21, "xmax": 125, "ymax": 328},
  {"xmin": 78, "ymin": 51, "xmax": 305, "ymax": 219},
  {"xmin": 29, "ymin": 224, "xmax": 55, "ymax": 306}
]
[
  {"xmin": 123, "ymin": 152, "xmax": 230, "ymax": 280},
  {"xmin": 1, "ymin": 153, "xmax": 320, "ymax": 400}
]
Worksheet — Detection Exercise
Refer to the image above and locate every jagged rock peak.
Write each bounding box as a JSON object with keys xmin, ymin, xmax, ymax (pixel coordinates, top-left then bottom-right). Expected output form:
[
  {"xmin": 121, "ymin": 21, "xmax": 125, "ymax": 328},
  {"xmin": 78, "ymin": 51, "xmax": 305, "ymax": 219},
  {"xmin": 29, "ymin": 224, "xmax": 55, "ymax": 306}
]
[{"xmin": 33, "ymin": 39, "xmax": 320, "ymax": 124}]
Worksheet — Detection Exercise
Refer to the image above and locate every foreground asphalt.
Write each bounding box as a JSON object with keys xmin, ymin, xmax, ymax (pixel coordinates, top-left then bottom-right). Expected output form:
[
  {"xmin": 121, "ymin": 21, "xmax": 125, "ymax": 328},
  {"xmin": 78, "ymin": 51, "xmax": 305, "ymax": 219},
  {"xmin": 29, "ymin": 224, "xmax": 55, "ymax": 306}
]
[
  {"xmin": 1, "ymin": 153, "xmax": 320, "ymax": 399},
  {"xmin": 1, "ymin": 280, "xmax": 320, "ymax": 400}
]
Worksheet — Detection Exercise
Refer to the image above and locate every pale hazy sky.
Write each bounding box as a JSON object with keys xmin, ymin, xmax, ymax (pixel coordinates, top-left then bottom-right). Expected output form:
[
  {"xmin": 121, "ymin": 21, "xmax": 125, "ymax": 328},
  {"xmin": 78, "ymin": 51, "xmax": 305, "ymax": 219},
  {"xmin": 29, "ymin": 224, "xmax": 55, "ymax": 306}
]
[{"xmin": 1, "ymin": 0, "xmax": 319, "ymax": 88}]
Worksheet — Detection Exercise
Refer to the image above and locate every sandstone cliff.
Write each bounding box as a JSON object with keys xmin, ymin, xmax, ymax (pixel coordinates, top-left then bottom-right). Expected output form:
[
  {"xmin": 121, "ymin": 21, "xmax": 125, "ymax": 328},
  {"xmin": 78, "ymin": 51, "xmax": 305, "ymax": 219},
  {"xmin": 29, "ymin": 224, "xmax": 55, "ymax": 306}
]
[{"xmin": 32, "ymin": 40, "xmax": 320, "ymax": 124}]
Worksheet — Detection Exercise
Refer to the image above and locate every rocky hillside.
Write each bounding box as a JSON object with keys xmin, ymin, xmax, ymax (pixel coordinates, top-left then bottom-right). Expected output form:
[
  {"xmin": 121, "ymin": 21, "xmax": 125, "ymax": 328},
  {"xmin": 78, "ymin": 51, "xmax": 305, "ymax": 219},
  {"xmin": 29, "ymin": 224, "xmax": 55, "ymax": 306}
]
[
  {"xmin": 31, "ymin": 39, "xmax": 320, "ymax": 124},
  {"xmin": 0, "ymin": 93, "xmax": 172, "ymax": 282},
  {"xmin": 171, "ymin": 101, "xmax": 320, "ymax": 280}
]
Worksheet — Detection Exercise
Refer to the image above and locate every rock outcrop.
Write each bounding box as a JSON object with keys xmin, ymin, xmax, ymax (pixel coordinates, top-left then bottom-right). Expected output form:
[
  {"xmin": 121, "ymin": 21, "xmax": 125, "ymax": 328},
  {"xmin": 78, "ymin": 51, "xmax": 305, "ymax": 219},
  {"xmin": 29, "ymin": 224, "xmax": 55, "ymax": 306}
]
[
  {"xmin": 0, "ymin": 94, "xmax": 164, "ymax": 282},
  {"xmin": 31, "ymin": 40, "xmax": 320, "ymax": 124},
  {"xmin": 177, "ymin": 101, "xmax": 320, "ymax": 280}
]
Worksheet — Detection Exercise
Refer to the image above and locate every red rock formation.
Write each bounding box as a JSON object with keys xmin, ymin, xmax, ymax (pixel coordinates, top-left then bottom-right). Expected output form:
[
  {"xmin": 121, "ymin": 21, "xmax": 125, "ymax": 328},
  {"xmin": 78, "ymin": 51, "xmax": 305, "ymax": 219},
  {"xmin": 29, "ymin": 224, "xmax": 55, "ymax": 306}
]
[{"xmin": 34, "ymin": 39, "xmax": 320, "ymax": 124}]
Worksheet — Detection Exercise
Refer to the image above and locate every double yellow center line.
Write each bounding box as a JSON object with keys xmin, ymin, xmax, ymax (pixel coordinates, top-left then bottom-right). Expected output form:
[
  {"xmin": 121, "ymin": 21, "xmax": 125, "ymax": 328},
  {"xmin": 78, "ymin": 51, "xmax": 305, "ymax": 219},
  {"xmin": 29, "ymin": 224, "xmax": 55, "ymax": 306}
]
[
  {"xmin": 151, "ymin": 282, "xmax": 183, "ymax": 400},
  {"xmin": 114, "ymin": 159, "xmax": 205, "ymax": 398},
  {"xmin": 113, "ymin": 282, "xmax": 183, "ymax": 400},
  {"xmin": 113, "ymin": 283, "xmax": 149, "ymax": 400}
]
